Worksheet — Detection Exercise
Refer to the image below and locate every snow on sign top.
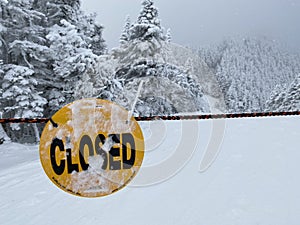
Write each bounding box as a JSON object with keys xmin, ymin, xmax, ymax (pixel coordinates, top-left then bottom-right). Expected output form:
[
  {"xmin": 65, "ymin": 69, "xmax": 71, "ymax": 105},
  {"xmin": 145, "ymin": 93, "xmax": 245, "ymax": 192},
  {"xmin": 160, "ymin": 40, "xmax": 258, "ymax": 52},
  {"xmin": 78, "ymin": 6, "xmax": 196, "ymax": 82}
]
[{"xmin": 39, "ymin": 99, "xmax": 144, "ymax": 198}]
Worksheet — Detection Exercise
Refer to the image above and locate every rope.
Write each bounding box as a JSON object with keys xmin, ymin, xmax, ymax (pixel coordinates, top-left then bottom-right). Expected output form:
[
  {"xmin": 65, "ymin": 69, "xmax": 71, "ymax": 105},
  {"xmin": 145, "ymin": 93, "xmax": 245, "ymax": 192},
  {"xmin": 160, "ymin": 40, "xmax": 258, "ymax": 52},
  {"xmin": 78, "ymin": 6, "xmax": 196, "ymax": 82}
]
[{"xmin": 0, "ymin": 111, "xmax": 299, "ymax": 124}]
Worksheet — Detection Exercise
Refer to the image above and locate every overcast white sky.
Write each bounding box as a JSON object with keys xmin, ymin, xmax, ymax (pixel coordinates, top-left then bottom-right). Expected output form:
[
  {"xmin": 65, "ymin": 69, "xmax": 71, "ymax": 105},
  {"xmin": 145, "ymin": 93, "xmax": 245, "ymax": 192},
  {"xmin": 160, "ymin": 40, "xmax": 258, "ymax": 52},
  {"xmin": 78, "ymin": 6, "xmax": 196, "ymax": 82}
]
[{"xmin": 82, "ymin": 0, "xmax": 300, "ymax": 52}]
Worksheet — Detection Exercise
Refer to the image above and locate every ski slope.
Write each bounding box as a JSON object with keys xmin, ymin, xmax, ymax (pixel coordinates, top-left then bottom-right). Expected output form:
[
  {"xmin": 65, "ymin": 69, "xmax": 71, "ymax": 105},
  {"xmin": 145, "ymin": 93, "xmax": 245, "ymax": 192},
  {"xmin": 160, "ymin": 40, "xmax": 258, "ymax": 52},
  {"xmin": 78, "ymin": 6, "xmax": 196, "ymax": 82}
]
[{"xmin": 0, "ymin": 116, "xmax": 300, "ymax": 225}]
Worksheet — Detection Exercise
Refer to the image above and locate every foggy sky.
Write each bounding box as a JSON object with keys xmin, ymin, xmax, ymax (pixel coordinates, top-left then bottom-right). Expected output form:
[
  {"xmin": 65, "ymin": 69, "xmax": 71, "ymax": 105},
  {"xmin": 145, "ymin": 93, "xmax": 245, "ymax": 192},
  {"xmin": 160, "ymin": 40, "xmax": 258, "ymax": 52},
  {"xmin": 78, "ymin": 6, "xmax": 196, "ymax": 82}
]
[{"xmin": 82, "ymin": 0, "xmax": 300, "ymax": 52}]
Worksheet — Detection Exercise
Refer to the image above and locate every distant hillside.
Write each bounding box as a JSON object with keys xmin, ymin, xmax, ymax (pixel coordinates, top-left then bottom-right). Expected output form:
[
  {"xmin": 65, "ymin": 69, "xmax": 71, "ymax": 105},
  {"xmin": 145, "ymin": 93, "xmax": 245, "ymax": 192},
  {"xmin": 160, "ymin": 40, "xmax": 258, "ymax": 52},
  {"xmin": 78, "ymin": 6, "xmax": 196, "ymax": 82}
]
[{"xmin": 199, "ymin": 37, "xmax": 300, "ymax": 113}]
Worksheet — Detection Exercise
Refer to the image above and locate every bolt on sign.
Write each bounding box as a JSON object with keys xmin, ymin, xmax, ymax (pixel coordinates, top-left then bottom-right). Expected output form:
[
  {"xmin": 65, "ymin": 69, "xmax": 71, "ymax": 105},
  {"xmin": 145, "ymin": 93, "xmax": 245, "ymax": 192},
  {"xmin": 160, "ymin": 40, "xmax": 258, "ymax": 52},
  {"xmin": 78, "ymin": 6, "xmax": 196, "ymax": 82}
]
[{"xmin": 39, "ymin": 99, "xmax": 145, "ymax": 198}]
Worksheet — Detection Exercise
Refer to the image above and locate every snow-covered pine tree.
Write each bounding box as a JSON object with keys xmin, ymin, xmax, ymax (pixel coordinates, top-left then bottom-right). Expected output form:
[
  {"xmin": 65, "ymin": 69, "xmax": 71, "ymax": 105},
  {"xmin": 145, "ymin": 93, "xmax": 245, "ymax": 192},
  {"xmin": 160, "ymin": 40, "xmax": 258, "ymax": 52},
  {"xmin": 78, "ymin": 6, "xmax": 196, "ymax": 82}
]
[
  {"xmin": 33, "ymin": 1, "xmax": 104, "ymax": 116},
  {"xmin": 76, "ymin": 12, "xmax": 106, "ymax": 56},
  {"xmin": 282, "ymin": 74, "xmax": 300, "ymax": 111},
  {"xmin": 34, "ymin": 0, "xmax": 106, "ymax": 56},
  {"xmin": 0, "ymin": 0, "xmax": 8, "ymax": 63},
  {"xmin": 94, "ymin": 56, "xmax": 124, "ymax": 101},
  {"xmin": 1, "ymin": 0, "xmax": 106, "ymax": 142},
  {"xmin": 130, "ymin": 0, "xmax": 164, "ymax": 41},
  {"xmin": 31, "ymin": 0, "xmax": 106, "ymax": 115},
  {"xmin": 265, "ymin": 84, "xmax": 286, "ymax": 112},
  {"xmin": 119, "ymin": 15, "xmax": 131, "ymax": 46},
  {"xmin": 0, "ymin": 0, "xmax": 50, "ymax": 142},
  {"xmin": 0, "ymin": 0, "xmax": 51, "ymax": 121},
  {"xmin": 0, "ymin": 0, "xmax": 49, "ymax": 65},
  {"xmin": 32, "ymin": 0, "xmax": 81, "ymax": 26},
  {"xmin": 108, "ymin": 0, "xmax": 212, "ymax": 115},
  {"xmin": 0, "ymin": 65, "xmax": 46, "ymax": 142},
  {"xmin": 0, "ymin": 0, "xmax": 51, "ymax": 103},
  {"xmin": 112, "ymin": 0, "xmax": 167, "ymax": 65},
  {"xmin": 266, "ymin": 74, "xmax": 300, "ymax": 112},
  {"xmin": 46, "ymin": 19, "xmax": 98, "ymax": 111}
]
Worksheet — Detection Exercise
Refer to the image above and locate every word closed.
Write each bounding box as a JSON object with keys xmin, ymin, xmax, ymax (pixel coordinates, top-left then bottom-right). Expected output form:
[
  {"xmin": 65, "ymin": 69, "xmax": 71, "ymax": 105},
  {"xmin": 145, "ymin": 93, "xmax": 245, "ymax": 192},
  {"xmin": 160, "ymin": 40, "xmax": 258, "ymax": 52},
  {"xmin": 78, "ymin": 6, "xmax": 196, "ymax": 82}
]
[{"xmin": 50, "ymin": 133, "xmax": 136, "ymax": 175}]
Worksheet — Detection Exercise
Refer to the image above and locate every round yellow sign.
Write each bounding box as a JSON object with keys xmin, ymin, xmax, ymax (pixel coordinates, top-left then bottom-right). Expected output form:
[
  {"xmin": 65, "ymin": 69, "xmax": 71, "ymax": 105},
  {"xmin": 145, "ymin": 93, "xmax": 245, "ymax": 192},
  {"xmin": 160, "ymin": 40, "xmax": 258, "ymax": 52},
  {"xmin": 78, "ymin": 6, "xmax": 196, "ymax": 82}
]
[{"xmin": 39, "ymin": 99, "xmax": 144, "ymax": 198}]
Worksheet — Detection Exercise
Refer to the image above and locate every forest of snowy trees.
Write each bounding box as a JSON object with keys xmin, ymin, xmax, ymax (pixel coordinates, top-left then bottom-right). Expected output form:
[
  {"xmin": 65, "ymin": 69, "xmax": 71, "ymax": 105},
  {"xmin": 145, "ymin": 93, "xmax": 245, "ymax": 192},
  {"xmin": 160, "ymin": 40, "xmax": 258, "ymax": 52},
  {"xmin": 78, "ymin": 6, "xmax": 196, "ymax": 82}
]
[
  {"xmin": 0, "ymin": 0, "xmax": 106, "ymax": 142},
  {"xmin": 0, "ymin": 0, "xmax": 299, "ymax": 143},
  {"xmin": 198, "ymin": 38, "xmax": 300, "ymax": 113}
]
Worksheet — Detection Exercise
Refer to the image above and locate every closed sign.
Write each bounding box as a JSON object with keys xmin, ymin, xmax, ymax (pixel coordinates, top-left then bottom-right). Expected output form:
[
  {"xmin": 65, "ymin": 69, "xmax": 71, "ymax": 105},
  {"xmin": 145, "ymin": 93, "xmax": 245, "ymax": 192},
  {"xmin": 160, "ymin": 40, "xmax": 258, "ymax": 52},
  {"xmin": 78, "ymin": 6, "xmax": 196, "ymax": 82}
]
[{"xmin": 39, "ymin": 99, "xmax": 144, "ymax": 198}]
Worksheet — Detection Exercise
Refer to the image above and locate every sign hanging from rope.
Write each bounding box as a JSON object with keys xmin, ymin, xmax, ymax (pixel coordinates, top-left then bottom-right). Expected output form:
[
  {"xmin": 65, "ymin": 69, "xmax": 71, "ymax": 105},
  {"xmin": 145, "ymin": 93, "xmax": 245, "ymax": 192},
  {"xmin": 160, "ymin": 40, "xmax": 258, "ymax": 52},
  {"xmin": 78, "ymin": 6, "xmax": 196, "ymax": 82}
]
[
  {"xmin": 1, "ymin": 99, "xmax": 299, "ymax": 196},
  {"xmin": 39, "ymin": 98, "xmax": 145, "ymax": 198}
]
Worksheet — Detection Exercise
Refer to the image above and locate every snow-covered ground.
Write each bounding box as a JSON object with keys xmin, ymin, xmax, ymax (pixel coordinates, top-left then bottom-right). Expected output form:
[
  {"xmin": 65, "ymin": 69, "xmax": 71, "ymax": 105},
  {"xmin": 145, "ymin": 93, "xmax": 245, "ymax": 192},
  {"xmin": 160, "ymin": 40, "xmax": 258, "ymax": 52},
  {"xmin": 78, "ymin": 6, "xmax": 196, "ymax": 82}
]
[{"xmin": 0, "ymin": 116, "xmax": 300, "ymax": 225}]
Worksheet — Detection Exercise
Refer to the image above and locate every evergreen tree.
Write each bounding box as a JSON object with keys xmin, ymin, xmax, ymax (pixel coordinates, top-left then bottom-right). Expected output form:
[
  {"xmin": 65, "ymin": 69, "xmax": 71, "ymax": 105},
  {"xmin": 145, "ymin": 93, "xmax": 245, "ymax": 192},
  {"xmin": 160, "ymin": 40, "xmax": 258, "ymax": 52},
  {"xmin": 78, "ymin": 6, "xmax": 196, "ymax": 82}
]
[
  {"xmin": 119, "ymin": 15, "xmax": 131, "ymax": 46},
  {"xmin": 76, "ymin": 12, "xmax": 106, "ymax": 56},
  {"xmin": 109, "ymin": 0, "xmax": 211, "ymax": 115},
  {"xmin": 31, "ymin": 0, "xmax": 106, "ymax": 114},
  {"xmin": 284, "ymin": 74, "xmax": 300, "ymax": 111},
  {"xmin": 46, "ymin": 19, "xmax": 98, "ymax": 111},
  {"xmin": 34, "ymin": 0, "xmax": 106, "ymax": 55},
  {"xmin": 265, "ymin": 84, "xmax": 286, "ymax": 112},
  {"xmin": 1, "ymin": 65, "xmax": 46, "ymax": 119},
  {"xmin": 112, "ymin": 0, "xmax": 168, "ymax": 65},
  {"xmin": 0, "ymin": 0, "xmax": 107, "ymax": 142},
  {"xmin": 0, "ymin": 0, "xmax": 48, "ymax": 64},
  {"xmin": 32, "ymin": 0, "xmax": 81, "ymax": 26},
  {"xmin": 0, "ymin": 0, "xmax": 49, "ymax": 120},
  {"xmin": 266, "ymin": 74, "xmax": 300, "ymax": 112},
  {"xmin": 129, "ymin": 0, "xmax": 165, "ymax": 41},
  {"xmin": 1, "ymin": 0, "xmax": 54, "ymax": 119},
  {"xmin": 0, "ymin": 65, "xmax": 46, "ymax": 141}
]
